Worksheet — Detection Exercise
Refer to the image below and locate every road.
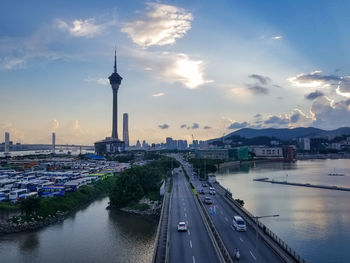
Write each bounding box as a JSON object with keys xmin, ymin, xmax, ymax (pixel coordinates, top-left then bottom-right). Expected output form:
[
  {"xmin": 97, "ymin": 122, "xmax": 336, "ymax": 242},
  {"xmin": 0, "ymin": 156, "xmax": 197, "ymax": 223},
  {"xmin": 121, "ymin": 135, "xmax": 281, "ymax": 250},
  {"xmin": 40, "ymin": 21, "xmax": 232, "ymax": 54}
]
[
  {"xmin": 168, "ymin": 166, "xmax": 220, "ymax": 263},
  {"xmin": 181, "ymin": 161, "xmax": 284, "ymax": 263}
]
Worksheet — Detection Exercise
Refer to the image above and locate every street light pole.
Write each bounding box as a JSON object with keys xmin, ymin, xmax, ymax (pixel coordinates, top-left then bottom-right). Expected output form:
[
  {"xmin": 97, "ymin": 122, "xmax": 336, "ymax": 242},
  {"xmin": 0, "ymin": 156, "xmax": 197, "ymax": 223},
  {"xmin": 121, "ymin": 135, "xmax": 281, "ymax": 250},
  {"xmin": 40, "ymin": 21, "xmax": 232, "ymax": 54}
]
[{"xmin": 251, "ymin": 214, "xmax": 279, "ymax": 260}]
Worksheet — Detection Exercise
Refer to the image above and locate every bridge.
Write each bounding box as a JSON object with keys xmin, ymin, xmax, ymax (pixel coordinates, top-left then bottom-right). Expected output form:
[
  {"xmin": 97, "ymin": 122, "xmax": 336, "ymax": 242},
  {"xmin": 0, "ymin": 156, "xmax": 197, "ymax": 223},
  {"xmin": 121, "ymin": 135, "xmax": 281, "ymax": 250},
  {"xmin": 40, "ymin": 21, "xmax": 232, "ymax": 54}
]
[{"xmin": 153, "ymin": 154, "xmax": 305, "ymax": 263}]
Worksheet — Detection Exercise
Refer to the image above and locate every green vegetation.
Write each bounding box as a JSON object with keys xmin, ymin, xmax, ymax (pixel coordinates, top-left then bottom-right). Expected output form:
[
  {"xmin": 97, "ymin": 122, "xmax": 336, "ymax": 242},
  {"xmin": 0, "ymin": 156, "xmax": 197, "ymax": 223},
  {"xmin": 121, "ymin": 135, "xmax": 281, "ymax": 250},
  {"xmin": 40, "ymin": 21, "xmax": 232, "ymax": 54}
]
[
  {"xmin": 188, "ymin": 158, "xmax": 219, "ymax": 179},
  {"xmin": 20, "ymin": 197, "xmax": 41, "ymax": 216},
  {"xmin": 109, "ymin": 156, "xmax": 179, "ymax": 208},
  {"xmin": 106, "ymin": 153, "xmax": 135, "ymax": 163},
  {"xmin": 128, "ymin": 201, "xmax": 150, "ymax": 211},
  {"xmin": 0, "ymin": 202, "xmax": 20, "ymax": 210}
]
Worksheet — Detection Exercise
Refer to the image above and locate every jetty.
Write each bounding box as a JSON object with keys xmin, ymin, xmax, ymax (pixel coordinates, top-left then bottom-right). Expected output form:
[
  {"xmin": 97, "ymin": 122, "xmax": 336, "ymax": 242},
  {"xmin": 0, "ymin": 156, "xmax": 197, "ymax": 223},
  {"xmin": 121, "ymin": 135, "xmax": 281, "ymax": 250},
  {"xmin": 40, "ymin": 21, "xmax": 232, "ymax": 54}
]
[{"xmin": 253, "ymin": 178, "xmax": 350, "ymax": 192}]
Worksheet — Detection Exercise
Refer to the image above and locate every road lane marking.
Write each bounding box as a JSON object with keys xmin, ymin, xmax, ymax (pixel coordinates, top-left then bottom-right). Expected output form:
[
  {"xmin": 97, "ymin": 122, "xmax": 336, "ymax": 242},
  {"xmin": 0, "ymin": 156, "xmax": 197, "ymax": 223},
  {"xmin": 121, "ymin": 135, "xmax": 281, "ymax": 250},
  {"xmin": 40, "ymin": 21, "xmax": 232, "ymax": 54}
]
[
  {"xmin": 192, "ymin": 256, "xmax": 196, "ymax": 263},
  {"xmin": 185, "ymin": 213, "xmax": 187, "ymax": 217},
  {"xmin": 225, "ymin": 217, "xmax": 228, "ymax": 222},
  {"xmin": 188, "ymin": 230, "xmax": 190, "ymax": 235},
  {"xmin": 240, "ymin": 237, "xmax": 244, "ymax": 242},
  {"xmin": 189, "ymin": 240, "xmax": 192, "ymax": 248},
  {"xmin": 250, "ymin": 251, "xmax": 257, "ymax": 260},
  {"xmin": 184, "ymin": 207, "xmax": 186, "ymax": 211}
]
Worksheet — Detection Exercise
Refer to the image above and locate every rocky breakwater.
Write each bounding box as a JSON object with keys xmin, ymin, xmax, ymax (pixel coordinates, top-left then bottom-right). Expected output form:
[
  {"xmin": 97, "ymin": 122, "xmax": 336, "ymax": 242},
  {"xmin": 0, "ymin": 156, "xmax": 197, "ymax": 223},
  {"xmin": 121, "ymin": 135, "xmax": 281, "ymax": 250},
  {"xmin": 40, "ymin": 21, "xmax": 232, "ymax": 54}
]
[
  {"xmin": 120, "ymin": 197, "xmax": 162, "ymax": 217},
  {"xmin": 0, "ymin": 211, "xmax": 67, "ymax": 234}
]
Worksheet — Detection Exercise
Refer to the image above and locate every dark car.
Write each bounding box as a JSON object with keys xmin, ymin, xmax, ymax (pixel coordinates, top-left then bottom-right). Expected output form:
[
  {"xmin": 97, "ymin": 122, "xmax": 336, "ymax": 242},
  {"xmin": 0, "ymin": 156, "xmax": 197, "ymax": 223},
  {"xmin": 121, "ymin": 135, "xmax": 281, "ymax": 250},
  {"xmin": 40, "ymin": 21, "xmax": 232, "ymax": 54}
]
[
  {"xmin": 199, "ymin": 189, "xmax": 205, "ymax": 194},
  {"xmin": 204, "ymin": 197, "xmax": 213, "ymax": 204}
]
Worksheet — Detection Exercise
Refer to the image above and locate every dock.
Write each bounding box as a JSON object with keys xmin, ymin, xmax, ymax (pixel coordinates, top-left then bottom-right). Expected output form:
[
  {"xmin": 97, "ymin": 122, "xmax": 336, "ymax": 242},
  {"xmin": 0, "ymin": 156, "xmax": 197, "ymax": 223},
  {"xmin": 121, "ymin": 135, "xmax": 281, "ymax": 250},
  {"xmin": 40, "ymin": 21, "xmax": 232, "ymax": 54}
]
[{"xmin": 253, "ymin": 178, "xmax": 350, "ymax": 192}]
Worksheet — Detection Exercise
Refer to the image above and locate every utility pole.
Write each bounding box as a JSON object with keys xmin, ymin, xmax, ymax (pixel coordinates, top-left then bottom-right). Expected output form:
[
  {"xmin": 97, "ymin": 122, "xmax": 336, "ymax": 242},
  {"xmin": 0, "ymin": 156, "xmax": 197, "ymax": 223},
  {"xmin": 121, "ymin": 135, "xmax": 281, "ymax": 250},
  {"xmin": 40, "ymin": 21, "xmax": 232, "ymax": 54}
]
[{"xmin": 251, "ymin": 214, "xmax": 279, "ymax": 260}]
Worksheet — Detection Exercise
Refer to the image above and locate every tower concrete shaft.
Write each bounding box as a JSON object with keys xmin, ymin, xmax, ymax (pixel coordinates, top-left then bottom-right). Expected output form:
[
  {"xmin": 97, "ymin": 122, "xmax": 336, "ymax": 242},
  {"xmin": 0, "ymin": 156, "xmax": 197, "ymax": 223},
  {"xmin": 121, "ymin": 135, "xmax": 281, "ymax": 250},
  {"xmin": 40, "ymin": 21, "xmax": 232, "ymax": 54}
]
[
  {"xmin": 123, "ymin": 113, "xmax": 129, "ymax": 147},
  {"xmin": 108, "ymin": 49, "xmax": 123, "ymax": 139},
  {"xmin": 112, "ymin": 89, "xmax": 119, "ymax": 139}
]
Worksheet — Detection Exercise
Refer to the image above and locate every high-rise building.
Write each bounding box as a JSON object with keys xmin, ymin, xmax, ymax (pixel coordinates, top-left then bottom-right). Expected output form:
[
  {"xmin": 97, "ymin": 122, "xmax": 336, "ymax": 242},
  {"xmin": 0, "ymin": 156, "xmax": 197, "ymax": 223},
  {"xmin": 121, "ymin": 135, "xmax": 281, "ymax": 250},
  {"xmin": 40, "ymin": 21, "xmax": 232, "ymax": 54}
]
[
  {"xmin": 136, "ymin": 140, "xmax": 141, "ymax": 148},
  {"xmin": 52, "ymin": 132, "xmax": 56, "ymax": 154},
  {"xmin": 94, "ymin": 50, "xmax": 125, "ymax": 155},
  {"xmin": 123, "ymin": 113, "xmax": 129, "ymax": 147},
  {"xmin": 4, "ymin": 132, "xmax": 10, "ymax": 156}
]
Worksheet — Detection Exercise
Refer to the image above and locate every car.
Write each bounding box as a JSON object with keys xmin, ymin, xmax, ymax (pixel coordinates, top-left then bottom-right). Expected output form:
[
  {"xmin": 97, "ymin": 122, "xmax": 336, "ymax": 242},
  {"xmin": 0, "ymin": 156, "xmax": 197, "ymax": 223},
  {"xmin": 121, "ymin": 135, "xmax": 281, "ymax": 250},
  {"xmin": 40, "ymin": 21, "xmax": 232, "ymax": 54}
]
[
  {"xmin": 209, "ymin": 190, "xmax": 216, "ymax": 195},
  {"xmin": 204, "ymin": 197, "xmax": 213, "ymax": 204},
  {"xmin": 199, "ymin": 189, "xmax": 205, "ymax": 194},
  {"xmin": 233, "ymin": 216, "xmax": 247, "ymax": 231},
  {"xmin": 177, "ymin": 221, "xmax": 188, "ymax": 231},
  {"xmin": 202, "ymin": 183, "xmax": 208, "ymax": 187}
]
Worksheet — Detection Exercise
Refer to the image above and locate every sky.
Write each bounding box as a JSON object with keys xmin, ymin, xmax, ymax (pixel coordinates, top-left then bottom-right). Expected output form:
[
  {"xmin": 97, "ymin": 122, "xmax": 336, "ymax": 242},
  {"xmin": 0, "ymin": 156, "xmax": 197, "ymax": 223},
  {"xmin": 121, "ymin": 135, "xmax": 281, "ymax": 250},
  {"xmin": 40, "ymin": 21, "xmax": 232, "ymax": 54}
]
[{"xmin": 1, "ymin": 0, "xmax": 350, "ymax": 145}]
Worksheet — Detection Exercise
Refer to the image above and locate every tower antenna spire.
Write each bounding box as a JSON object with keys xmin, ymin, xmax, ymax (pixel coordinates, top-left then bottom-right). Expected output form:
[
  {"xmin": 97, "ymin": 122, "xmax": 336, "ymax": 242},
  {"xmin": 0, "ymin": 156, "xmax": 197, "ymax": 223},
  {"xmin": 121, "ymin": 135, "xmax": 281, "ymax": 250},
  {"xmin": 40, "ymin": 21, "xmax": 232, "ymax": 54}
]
[{"xmin": 114, "ymin": 47, "xmax": 117, "ymax": 73}]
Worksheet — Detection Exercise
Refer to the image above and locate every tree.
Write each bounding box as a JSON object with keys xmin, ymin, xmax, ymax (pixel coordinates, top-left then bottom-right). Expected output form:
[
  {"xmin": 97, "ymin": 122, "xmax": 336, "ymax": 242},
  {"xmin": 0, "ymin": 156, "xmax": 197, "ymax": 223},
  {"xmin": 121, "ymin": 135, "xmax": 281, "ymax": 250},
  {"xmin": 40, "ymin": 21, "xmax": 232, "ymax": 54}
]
[{"xmin": 20, "ymin": 197, "xmax": 41, "ymax": 216}]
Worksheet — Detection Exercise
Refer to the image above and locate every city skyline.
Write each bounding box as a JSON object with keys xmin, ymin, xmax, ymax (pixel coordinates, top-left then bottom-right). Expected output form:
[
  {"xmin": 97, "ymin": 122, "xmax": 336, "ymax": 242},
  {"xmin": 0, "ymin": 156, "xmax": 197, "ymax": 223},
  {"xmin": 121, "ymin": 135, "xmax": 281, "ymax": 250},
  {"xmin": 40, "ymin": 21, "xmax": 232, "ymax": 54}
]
[{"xmin": 1, "ymin": 1, "xmax": 350, "ymax": 145}]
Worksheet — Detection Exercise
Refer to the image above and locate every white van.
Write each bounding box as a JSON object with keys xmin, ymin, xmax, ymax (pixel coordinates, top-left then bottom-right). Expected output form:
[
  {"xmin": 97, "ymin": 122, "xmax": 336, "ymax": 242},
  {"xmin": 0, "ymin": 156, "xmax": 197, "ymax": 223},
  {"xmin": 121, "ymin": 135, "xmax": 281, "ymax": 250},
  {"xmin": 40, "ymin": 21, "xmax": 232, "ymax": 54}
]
[{"xmin": 233, "ymin": 216, "xmax": 247, "ymax": 231}]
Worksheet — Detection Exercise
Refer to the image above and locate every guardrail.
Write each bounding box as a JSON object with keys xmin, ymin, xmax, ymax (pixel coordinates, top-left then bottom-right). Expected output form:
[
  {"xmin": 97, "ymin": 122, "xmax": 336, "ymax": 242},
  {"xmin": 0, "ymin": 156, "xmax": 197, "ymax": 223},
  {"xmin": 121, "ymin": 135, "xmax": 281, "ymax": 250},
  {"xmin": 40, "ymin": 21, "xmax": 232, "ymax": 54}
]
[
  {"xmin": 196, "ymin": 195, "xmax": 234, "ymax": 263},
  {"xmin": 152, "ymin": 184, "xmax": 172, "ymax": 263},
  {"xmin": 182, "ymin": 166, "xmax": 232, "ymax": 263},
  {"xmin": 215, "ymin": 183, "xmax": 306, "ymax": 263}
]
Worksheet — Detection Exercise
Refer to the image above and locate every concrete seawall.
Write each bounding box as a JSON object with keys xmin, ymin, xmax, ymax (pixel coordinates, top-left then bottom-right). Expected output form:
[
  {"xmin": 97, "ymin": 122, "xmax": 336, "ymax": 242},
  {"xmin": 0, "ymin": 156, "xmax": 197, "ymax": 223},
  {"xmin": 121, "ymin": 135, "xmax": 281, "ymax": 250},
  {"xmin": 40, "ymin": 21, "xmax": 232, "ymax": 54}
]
[{"xmin": 254, "ymin": 178, "xmax": 350, "ymax": 192}]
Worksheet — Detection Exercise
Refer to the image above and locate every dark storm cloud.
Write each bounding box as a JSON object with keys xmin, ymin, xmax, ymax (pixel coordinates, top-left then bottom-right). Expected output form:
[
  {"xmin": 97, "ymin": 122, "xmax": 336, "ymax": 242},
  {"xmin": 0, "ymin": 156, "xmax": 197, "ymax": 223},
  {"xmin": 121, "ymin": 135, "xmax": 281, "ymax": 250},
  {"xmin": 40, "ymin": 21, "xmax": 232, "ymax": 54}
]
[
  {"xmin": 247, "ymin": 84, "xmax": 269, "ymax": 95},
  {"xmin": 248, "ymin": 74, "xmax": 271, "ymax": 85},
  {"xmin": 228, "ymin": 121, "xmax": 249, "ymax": 129},
  {"xmin": 304, "ymin": 90, "xmax": 324, "ymax": 100},
  {"xmin": 158, "ymin": 124, "xmax": 169, "ymax": 129}
]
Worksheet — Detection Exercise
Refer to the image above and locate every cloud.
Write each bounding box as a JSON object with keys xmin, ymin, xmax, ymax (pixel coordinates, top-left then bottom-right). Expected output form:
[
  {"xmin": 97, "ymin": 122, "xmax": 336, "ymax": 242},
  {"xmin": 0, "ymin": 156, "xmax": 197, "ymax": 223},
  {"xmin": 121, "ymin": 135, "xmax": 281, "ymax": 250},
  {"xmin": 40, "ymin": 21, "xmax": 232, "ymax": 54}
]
[
  {"xmin": 228, "ymin": 121, "xmax": 249, "ymax": 129},
  {"xmin": 304, "ymin": 90, "xmax": 324, "ymax": 100},
  {"xmin": 264, "ymin": 115, "xmax": 289, "ymax": 125},
  {"xmin": 158, "ymin": 123, "xmax": 169, "ymax": 129},
  {"xmin": 337, "ymin": 76, "xmax": 350, "ymax": 97},
  {"xmin": 121, "ymin": 3, "xmax": 193, "ymax": 48},
  {"xmin": 247, "ymin": 84, "xmax": 269, "ymax": 95},
  {"xmin": 288, "ymin": 71, "xmax": 340, "ymax": 88},
  {"xmin": 51, "ymin": 119, "xmax": 60, "ymax": 130},
  {"xmin": 272, "ymin": 35, "xmax": 283, "ymax": 40},
  {"xmin": 248, "ymin": 74, "xmax": 271, "ymax": 85},
  {"xmin": 56, "ymin": 18, "xmax": 109, "ymax": 38},
  {"xmin": 203, "ymin": 126, "xmax": 212, "ymax": 130},
  {"xmin": 311, "ymin": 96, "xmax": 350, "ymax": 128},
  {"xmin": 85, "ymin": 77, "xmax": 109, "ymax": 85},
  {"xmin": 128, "ymin": 49, "xmax": 212, "ymax": 89},
  {"xmin": 192, "ymin": 123, "xmax": 199, "ymax": 129},
  {"xmin": 180, "ymin": 124, "xmax": 187, "ymax": 128},
  {"xmin": 254, "ymin": 114, "xmax": 262, "ymax": 118},
  {"xmin": 246, "ymin": 74, "xmax": 274, "ymax": 95},
  {"xmin": 144, "ymin": 67, "xmax": 153, "ymax": 71},
  {"xmin": 152, "ymin": 92, "xmax": 165, "ymax": 97}
]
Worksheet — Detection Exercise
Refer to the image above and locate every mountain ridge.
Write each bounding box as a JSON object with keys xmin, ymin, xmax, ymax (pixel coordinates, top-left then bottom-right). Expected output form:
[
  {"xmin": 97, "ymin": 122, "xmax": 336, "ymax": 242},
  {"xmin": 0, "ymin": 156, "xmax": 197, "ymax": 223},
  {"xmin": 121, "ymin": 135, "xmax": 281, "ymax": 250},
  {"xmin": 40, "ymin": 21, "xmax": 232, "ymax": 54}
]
[{"xmin": 208, "ymin": 127, "xmax": 350, "ymax": 142}]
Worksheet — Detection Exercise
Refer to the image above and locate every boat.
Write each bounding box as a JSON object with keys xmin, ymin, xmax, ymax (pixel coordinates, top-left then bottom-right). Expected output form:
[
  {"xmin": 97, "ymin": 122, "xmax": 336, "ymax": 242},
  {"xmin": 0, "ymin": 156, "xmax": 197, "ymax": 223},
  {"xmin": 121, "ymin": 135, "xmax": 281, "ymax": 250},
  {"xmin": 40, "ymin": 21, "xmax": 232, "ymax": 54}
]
[
  {"xmin": 328, "ymin": 173, "xmax": 345, "ymax": 176},
  {"xmin": 328, "ymin": 168, "xmax": 345, "ymax": 176}
]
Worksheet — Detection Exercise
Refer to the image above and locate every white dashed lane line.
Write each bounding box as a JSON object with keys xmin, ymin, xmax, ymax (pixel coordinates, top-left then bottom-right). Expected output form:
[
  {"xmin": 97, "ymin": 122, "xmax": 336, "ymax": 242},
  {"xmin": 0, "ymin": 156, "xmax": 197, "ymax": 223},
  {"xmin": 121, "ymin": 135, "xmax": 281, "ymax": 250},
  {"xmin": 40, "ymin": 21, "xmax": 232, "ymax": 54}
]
[
  {"xmin": 250, "ymin": 250, "xmax": 257, "ymax": 260},
  {"xmin": 192, "ymin": 256, "xmax": 196, "ymax": 263},
  {"xmin": 189, "ymin": 240, "xmax": 192, "ymax": 248},
  {"xmin": 240, "ymin": 237, "xmax": 244, "ymax": 242}
]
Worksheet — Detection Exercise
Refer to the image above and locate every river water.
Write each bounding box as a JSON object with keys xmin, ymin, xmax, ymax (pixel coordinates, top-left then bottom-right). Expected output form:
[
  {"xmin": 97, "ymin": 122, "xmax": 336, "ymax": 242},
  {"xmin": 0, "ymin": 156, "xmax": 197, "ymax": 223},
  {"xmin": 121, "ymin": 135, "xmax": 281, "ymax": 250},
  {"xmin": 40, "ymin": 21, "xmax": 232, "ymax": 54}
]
[
  {"xmin": 0, "ymin": 197, "xmax": 157, "ymax": 263},
  {"xmin": 217, "ymin": 159, "xmax": 350, "ymax": 263}
]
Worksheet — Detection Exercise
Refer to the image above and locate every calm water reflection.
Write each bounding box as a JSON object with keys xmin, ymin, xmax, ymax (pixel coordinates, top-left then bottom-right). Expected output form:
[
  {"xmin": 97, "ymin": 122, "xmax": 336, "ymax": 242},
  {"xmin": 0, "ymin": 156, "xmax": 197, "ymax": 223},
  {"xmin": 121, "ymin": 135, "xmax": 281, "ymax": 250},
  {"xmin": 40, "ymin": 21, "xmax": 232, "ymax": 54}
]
[
  {"xmin": 217, "ymin": 159, "xmax": 350, "ymax": 263},
  {"xmin": 0, "ymin": 197, "xmax": 157, "ymax": 263}
]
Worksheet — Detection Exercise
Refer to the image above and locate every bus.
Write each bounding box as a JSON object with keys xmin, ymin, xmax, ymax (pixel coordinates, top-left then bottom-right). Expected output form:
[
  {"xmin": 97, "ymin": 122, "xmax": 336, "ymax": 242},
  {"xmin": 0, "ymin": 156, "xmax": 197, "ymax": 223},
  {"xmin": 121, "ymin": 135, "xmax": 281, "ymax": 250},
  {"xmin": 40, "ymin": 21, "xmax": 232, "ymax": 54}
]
[
  {"xmin": 38, "ymin": 186, "xmax": 65, "ymax": 198},
  {"xmin": 0, "ymin": 188, "xmax": 10, "ymax": 202},
  {"xmin": 9, "ymin": 189, "xmax": 27, "ymax": 202}
]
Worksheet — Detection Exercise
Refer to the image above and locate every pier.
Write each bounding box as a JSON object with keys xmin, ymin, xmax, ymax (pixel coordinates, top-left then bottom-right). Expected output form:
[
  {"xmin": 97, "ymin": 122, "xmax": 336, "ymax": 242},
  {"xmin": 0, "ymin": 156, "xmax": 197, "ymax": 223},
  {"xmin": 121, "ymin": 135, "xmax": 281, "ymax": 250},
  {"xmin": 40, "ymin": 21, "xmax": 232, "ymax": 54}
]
[{"xmin": 254, "ymin": 178, "xmax": 350, "ymax": 192}]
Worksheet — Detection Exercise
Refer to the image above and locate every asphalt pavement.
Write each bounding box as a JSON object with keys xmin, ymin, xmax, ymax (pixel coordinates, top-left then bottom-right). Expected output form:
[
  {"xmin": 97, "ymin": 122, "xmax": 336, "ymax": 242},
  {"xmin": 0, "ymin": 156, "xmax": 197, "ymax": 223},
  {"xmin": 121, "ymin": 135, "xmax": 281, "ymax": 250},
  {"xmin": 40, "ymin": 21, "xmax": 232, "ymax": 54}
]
[
  {"xmin": 181, "ymin": 161, "xmax": 284, "ymax": 263},
  {"xmin": 168, "ymin": 165, "xmax": 220, "ymax": 263}
]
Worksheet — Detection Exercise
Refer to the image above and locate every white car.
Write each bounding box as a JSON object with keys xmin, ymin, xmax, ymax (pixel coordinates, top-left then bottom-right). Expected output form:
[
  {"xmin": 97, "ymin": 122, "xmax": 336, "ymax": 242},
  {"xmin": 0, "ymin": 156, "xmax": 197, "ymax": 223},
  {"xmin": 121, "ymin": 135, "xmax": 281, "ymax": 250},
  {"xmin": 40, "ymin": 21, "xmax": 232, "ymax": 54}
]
[
  {"xmin": 233, "ymin": 216, "xmax": 247, "ymax": 231},
  {"xmin": 177, "ymin": 221, "xmax": 188, "ymax": 231}
]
